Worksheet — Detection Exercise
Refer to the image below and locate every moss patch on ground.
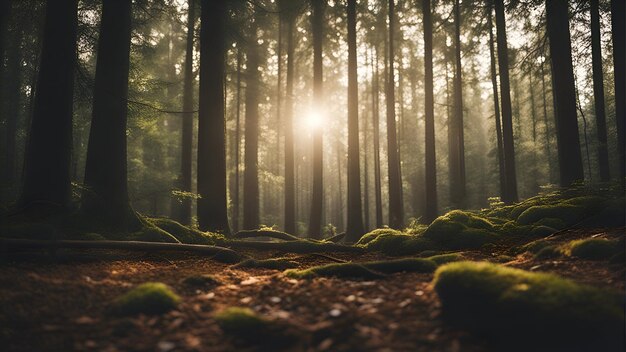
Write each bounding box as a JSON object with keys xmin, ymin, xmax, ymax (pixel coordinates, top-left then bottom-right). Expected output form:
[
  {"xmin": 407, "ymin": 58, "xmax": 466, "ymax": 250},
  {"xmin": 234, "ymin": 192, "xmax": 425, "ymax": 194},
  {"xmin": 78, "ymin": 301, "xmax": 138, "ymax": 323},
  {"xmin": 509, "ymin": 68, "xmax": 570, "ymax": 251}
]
[
  {"xmin": 214, "ymin": 307, "xmax": 269, "ymax": 335},
  {"xmin": 111, "ymin": 282, "xmax": 180, "ymax": 316},
  {"xmin": 284, "ymin": 258, "xmax": 437, "ymax": 280},
  {"xmin": 181, "ymin": 274, "xmax": 221, "ymax": 288},
  {"xmin": 423, "ymin": 211, "xmax": 498, "ymax": 249},
  {"xmin": 426, "ymin": 253, "xmax": 464, "ymax": 265},
  {"xmin": 433, "ymin": 262, "xmax": 624, "ymax": 348},
  {"xmin": 567, "ymin": 238, "xmax": 620, "ymax": 260},
  {"xmin": 356, "ymin": 228, "xmax": 404, "ymax": 246},
  {"xmin": 359, "ymin": 232, "xmax": 435, "ymax": 256}
]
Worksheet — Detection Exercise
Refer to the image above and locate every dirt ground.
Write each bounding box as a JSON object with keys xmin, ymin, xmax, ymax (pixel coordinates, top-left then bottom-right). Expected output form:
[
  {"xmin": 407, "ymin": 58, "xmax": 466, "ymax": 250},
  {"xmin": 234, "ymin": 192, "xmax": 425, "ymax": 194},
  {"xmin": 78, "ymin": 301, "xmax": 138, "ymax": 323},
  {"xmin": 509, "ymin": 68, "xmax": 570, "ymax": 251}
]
[{"xmin": 0, "ymin": 228, "xmax": 623, "ymax": 352}]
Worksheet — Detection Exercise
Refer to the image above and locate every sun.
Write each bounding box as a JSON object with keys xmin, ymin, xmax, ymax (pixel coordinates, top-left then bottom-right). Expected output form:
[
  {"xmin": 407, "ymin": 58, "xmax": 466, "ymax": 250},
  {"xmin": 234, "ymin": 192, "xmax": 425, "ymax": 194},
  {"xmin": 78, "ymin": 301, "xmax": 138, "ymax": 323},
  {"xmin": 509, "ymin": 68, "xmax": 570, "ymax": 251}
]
[{"xmin": 304, "ymin": 109, "xmax": 326, "ymax": 130}]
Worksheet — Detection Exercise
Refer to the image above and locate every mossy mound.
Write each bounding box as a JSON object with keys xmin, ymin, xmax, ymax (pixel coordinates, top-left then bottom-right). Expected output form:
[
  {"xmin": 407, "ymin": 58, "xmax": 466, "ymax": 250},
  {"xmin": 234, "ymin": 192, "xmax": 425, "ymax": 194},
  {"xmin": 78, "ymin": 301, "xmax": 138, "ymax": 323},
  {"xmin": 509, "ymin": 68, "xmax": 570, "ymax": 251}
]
[
  {"xmin": 534, "ymin": 217, "xmax": 566, "ymax": 230},
  {"xmin": 356, "ymin": 228, "xmax": 403, "ymax": 245},
  {"xmin": 516, "ymin": 239, "xmax": 551, "ymax": 254},
  {"xmin": 534, "ymin": 245, "xmax": 562, "ymax": 260},
  {"xmin": 567, "ymin": 238, "xmax": 620, "ymax": 260},
  {"xmin": 148, "ymin": 218, "xmax": 223, "ymax": 244},
  {"xmin": 284, "ymin": 258, "xmax": 437, "ymax": 280},
  {"xmin": 517, "ymin": 204, "xmax": 586, "ymax": 226},
  {"xmin": 433, "ymin": 262, "xmax": 624, "ymax": 348},
  {"xmin": 426, "ymin": 253, "xmax": 464, "ymax": 265},
  {"xmin": 498, "ymin": 221, "xmax": 533, "ymax": 236},
  {"xmin": 233, "ymin": 258, "xmax": 298, "ymax": 270},
  {"xmin": 181, "ymin": 274, "xmax": 221, "ymax": 288},
  {"xmin": 423, "ymin": 211, "xmax": 498, "ymax": 249},
  {"xmin": 529, "ymin": 225, "xmax": 557, "ymax": 237},
  {"xmin": 360, "ymin": 233, "xmax": 435, "ymax": 256},
  {"xmin": 580, "ymin": 198, "xmax": 625, "ymax": 227},
  {"xmin": 112, "ymin": 282, "xmax": 180, "ymax": 316},
  {"xmin": 214, "ymin": 307, "xmax": 269, "ymax": 335}
]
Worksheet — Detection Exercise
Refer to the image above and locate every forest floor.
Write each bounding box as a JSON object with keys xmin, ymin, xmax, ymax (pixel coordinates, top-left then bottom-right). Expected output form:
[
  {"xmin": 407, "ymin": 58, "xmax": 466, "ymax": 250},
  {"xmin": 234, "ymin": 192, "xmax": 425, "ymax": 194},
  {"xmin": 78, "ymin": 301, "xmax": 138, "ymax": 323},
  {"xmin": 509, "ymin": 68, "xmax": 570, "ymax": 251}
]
[{"xmin": 0, "ymin": 227, "xmax": 623, "ymax": 352}]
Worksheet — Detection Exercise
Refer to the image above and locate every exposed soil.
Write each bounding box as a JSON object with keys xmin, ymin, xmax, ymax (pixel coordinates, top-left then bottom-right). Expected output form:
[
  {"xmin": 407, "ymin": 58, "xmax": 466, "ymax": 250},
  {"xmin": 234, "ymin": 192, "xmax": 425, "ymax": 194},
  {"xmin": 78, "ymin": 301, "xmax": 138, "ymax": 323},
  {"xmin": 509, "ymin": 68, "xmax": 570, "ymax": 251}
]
[{"xmin": 0, "ymin": 228, "xmax": 623, "ymax": 352}]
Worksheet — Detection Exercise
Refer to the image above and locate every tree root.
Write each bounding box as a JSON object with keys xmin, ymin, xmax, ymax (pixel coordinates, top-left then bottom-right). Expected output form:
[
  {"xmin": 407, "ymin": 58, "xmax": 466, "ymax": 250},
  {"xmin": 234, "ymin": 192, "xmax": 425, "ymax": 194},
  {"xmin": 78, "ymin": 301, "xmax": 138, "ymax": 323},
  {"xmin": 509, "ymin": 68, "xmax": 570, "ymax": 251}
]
[
  {"xmin": 0, "ymin": 238, "xmax": 243, "ymax": 263},
  {"xmin": 223, "ymin": 239, "xmax": 363, "ymax": 253},
  {"xmin": 284, "ymin": 258, "xmax": 437, "ymax": 279},
  {"xmin": 230, "ymin": 229, "xmax": 301, "ymax": 241}
]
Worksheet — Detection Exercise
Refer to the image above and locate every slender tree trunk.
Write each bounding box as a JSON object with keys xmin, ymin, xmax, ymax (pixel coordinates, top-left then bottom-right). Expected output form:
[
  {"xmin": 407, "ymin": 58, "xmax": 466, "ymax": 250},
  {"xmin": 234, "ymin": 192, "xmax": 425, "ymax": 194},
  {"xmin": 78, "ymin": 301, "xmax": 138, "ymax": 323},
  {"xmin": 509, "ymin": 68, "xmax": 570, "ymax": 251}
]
[
  {"xmin": 590, "ymin": 0, "xmax": 610, "ymax": 182},
  {"xmin": 308, "ymin": 0, "xmax": 324, "ymax": 238},
  {"xmin": 243, "ymin": 18, "xmax": 260, "ymax": 230},
  {"xmin": 175, "ymin": 0, "xmax": 195, "ymax": 225},
  {"xmin": 422, "ymin": 0, "xmax": 437, "ymax": 223},
  {"xmin": 2, "ymin": 24, "xmax": 22, "ymax": 197},
  {"xmin": 284, "ymin": 15, "xmax": 296, "ymax": 235},
  {"xmin": 197, "ymin": 0, "xmax": 230, "ymax": 234},
  {"xmin": 372, "ymin": 46, "xmax": 383, "ymax": 229},
  {"xmin": 611, "ymin": 0, "xmax": 625, "ymax": 183},
  {"xmin": 20, "ymin": 0, "xmax": 78, "ymax": 212},
  {"xmin": 233, "ymin": 48, "xmax": 242, "ymax": 232},
  {"xmin": 529, "ymin": 66, "xmax": 540, "ymax": 193},
  {"xmin": 344, "ymin": 0, "xmax": 364, "ymax": 242},
  {"xmin": 83, "ymin": 0, "xmax": 138, "ymax": 229},
  {"xmin": 545, "ymin": 0, "xmax": 584, "ymax": 186},
  {"xmin": 386, "ymin": 0, "xmax": 404, "ymax": 228},
  {"xmin": 540, "ymin": 58, "xmax": 555, "ymax": 183},
  {"xmin": 494, "ymin": 0, "xmax": 518, "ymax": 203},
  {"xmin": 449, "ymin": 0, "xmax": 466, "ymax": 208},
  {"xmin": 488, "ymin": 6, "xmax": 506, "ymax": 202}
]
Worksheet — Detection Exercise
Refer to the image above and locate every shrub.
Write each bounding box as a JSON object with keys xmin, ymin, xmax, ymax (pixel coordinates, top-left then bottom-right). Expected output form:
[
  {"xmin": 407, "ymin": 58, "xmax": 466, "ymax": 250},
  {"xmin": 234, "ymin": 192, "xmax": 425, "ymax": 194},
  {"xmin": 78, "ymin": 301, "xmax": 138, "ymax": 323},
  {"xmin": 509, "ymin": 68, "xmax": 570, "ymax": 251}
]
[{"xmin": 112, "ymin": 282, "xmax": 180, "ymax": 315}]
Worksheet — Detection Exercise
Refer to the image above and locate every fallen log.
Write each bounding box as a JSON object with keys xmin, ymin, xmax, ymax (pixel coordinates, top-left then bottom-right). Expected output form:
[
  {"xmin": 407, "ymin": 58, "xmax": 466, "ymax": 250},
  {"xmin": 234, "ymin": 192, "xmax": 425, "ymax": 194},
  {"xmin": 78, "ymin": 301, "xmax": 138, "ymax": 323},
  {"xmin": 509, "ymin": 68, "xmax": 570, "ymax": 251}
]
[{"xmin": 0, "ymin": 238, "xmax": 243, "ymax": 263}]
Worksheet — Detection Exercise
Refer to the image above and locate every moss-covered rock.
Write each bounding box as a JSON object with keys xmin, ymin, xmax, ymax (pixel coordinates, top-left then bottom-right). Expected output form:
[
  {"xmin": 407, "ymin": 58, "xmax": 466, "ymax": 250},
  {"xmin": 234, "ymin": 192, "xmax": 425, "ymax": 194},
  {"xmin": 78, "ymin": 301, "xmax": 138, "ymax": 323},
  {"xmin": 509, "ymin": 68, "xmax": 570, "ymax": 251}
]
[
  {"xmin": 433, "ymin": 262, "xmax": 624, "ymax": 348},
  {"xmin": 112, "ymin": 282, "xmax": 180, "ymax": 315},
  {"xmin": 534, "ymin": 217, "xmax": 566, "ymax": 230},
  {"xmin": 423, "ymin": 211, "xmax": 498, "ymax": 249},
  {"xmin": 580, "ymin": 198, "xmax": 625, "ymax": 227},
  {"xmin": 214, "ymin": 307, "xmax": 269, "ymax": 335},
  {"xmin": 356, "ymin": 228, "xmax": 403, "ymax": 245},
  {"xmin": 517, "ymin": 204, "xmax": 586, "ymax": 226},
  {"xmin": 567, "ymin": 238, "xmax": 620, "ymax": 260},
  {"xmin": 361, "ymin": 233, "xmax": 435, "ymax": 255},
  {"xmin": 181, "ymin": 274, "xmax": 221, "ymax": 288},
  {"xmin": 529, "ymin": 225, "xmax": 557, "ymax": 237}
]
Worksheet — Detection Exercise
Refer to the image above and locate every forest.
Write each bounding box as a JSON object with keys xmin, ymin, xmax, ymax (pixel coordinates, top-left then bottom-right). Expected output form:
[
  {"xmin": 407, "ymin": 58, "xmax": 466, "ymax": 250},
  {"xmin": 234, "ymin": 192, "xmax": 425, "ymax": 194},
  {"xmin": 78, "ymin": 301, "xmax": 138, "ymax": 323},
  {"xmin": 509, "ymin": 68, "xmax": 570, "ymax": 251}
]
[{"xmin": 0, "ymin": 0, "xmax": 624, "ymax": 350}]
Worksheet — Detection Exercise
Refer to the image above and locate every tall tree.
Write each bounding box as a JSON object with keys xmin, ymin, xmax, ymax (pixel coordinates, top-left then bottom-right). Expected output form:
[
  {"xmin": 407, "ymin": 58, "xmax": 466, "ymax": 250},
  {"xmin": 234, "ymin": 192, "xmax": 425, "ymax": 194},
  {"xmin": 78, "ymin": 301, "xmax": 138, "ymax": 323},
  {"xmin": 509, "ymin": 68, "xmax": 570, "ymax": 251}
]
[
  {"xmin": 449, "ymin": 0, "xmax": 466, "ymax": 208},
  {"xmin": 83, "ymin": 0, "xmax": 138, "ymax": 229},
  {"xmin": 243, "ymin": 17, "xmax": 261, "ymax": 230},
  {"xmin": 233, "ymin": 48, "xmax": 242, "ymax": 232},
  {"xmin": 494, "ymin": 0, "xmax": 518, "ymax": 202},
  {"xmin": 19, "ymin": 0, "xmax": 78, "ymax": 212},
  {"xmin": 386, "ymin": 0, "xmax": 404, "ymax": 228},
  {"xmin": 422, "ymin": 0, "xmax": 437, "ymax": 223},
  {"xmin": 308, "ymin": 0, "xmax": 324, "ymax": 238},
  {"xmin": 371, "ymin": 46, "xmax": 383, "ymax": 228},
  {"xmin": 590, "ymin": 0, "xmax": 610, "ymax": 182},
  {"xmin": 344, "ymin": 0, "xmax": 364, "ymax": 242},
  {"xmin": 488, "ymin": 4, "xmax": 506, "ymax": 201},
  {"xmin": 545, "ymin": 0, "xmax": 584, "ymax": 186},
  {"xmin": 611, "ymin": 0, "xmax": 625, "ymax": 184},
  {"xmin": 197, "ymin": 0, "xmax": 230, "ymax": 234},
  {"xmin": 174, "ymin": 0, "xmax": 195, "ymax": 225}
]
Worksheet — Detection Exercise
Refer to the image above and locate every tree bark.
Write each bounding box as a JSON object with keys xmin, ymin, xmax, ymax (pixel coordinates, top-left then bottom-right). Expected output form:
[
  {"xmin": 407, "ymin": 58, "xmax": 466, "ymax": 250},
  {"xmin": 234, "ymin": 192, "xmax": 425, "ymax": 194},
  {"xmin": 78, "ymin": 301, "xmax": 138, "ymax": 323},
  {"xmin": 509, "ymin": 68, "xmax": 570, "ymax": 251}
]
[
  {"xmin": 422, "ymin": 0, "xmax": 437, "ymax": 224},
  {"xmin": 344, "ymin": 0, "xmax": 364, "ymax": 242},
  {"xmin": 372, "ymin": 45, "xmax": 383, "ymax": 229},
  {"xmin": 20, "ymin": 0, "xmax": 78, "ymax": 213},
  {"xmin": 243, "ymin": 18, "xmax": 260, "ymax": 230},
  {"xmin": 308, "ymin": 0, "xmax": 324, "ymax": 238},
  {"xmin": 233, "ymin": 48, "xmax": 242, "ymax": 232},
  {"xmin": 197, "ymin": 0, "xmax": 230, "ymax": 234},
  {"xmin": 284, "ymin": 13, "xmax": 296, "ymax": 235},
  {"xmin": 611, "ymin": 0, "xmax": 625, "ymax": 184},
  {"xmin": 488, "ymin": 5, "xmax": 506, "ymax": 202},
  {"xmin": 449, "ymin": 0, "xmax": 466, "ymax": 208},
  {"xmin": 494, "ymin": 0, "xmax": 518, "ymax": 203},
  {"xmin": 386, "ymin": 0, "xmax": 404, "ymax": 228},
  {"xmin": 545, "ymin": 0, "xmax": 584, "ymax": 186},
  {"xmin": 2, "ymin": 21, "xmax": 22, "ymax": 198}
]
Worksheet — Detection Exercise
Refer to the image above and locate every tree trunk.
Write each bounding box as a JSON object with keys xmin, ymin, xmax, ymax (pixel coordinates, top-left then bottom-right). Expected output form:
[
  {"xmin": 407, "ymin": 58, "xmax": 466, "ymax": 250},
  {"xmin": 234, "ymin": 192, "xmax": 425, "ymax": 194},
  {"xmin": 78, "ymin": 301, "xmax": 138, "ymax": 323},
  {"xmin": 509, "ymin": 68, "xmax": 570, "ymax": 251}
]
[
  {"xmin": 308, "ymin": 0, "xmax": 324, "ymax": 238},
  {"xmin": 284, "ymin": 14, "xmax": 296, "ymax": 235},
  {"xmin": 611, "ymin": 0, "xmax": 625, "ymax": 183},
  {"xmin": 386, "ymin": 0, "xmax": 404, "ymax": 229},
  {"xmin": 197, "ymin": 0, "xmax": 230, "ymax": 234},
  {"xmin": 494, "ymin": 0, "xmax": 518, "ymax": 203},
  {"xmin": 422, "ymin": 0, "xmax": 437, "ymax": 224},
  {"xmin": 243, "ymin": 18, "xmax": 260, "ymax": 230},
  {"xmin": 175, "ymin": 0, "xmax": 195, "ymax": 225},
  {"xmin": 488, "ymin": 5, "xmax": 506, "ymax": 202},
  {"xmin": 540, "ymin": 58, "xmax": 555, "ymax": 183},
  {"xmin": 233, "ymin": 48, "xmax": 242, "ymax": 232},
  {"xmin": 20, "ymin": 0, "xmax": 77, "ymax": 213},
  {"xmin": 2, "ymin": 22, "xmax": 22, "ymax": 199},
  {"xmin": 344, "ymin": 0, "xmax": 364, "ymax": 242},
  {"xmin": 449, "ymin": 0, "xmax": 466, "ymax": 208},
  {"xmin": 372, "ymin": 45, "xmax": 383, "ymax": 229},
  {"xmin": 545, "ymin": 0, "xmax": 584, "ymax": 186}
]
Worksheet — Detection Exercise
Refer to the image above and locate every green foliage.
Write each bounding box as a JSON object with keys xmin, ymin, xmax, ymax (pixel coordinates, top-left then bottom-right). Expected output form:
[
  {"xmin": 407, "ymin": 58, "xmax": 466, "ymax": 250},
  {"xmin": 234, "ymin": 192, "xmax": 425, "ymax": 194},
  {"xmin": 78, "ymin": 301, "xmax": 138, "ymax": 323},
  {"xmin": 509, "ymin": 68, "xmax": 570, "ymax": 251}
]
[
  {"xmin": 423, "ymin": 210, "xmax": 498, "ymax": 249},
  {"xmin": 433, "ymin": 262, "xmax": 624, "ymax": 347},
  {"xmin": 567, "ymin": 238, "xmax": 620, "ymax": 260},
  {"xmin": 233, "ymin": 258, "xmax": 299, "ymax": 270},
  {"xmin": 214, "ymin": 307, "xmax": 269, "ymax": 335},
  {"xmin": 426, "ymin": 253, "xmax": 464, "ymax": 265},
  {"xmin": 112, "ymin": 282, "xmax": 180, "ymax": 316},
  {"xmin": 181, "ymin": 274, "xmax": 221, "ymax": 288}
]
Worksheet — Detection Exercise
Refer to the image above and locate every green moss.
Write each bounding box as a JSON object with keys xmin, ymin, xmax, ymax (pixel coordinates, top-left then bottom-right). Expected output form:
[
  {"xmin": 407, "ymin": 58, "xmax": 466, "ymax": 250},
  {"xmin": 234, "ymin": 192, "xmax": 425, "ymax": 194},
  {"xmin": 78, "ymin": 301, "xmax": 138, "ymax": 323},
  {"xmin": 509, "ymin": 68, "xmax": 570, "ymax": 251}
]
[
  {"xmin": 581, "ymin": 198, "xmax": 625, "ymax": 227},
  {"xmin": 181, "ymin": 274, "xmax": 221, "ymax": 288},
  {"xmin": 433, "ymin": 262, "xmax": 623, "ymax": 347},
  {"xmin": 148, "ymin": 217, "xmax": 223, "ymax": 244},
  {"xmin": 534, "ymin": 217, "xmax": 566, "ymax": 229},
  {"xmin": 517, "ymin": 204, "xmax": 586, "ymax": 226},
  {"xmin": 127, "ymin": 226, "xmax": 180, "ymax": 243},
  {"xmin": 214, "ymin": 307, "xmax": 269, "ymax": 335},
  {"xmin": 360, "ymin": 232, "xmax": 435, "ymax": 256},
  {"xmin": 518, "ymin": 239, "xmax": 551, "ymax": 254},
  {"xmin": 426, "ymin": 253, "xmax": 464, "ymax": 265},
  {"xmin": 567, "ymin": 238, "xmax": 620, "ymax": 260},
  {"xmin": 112, "ymin": 282, "xmax": 180, "ymax": 316},
  {"xmin": 535, "ymin": 245, "xmax": 562, "ymax": 260},
  {"xmin": 493, "ymin": 255, "xmax": 515, "ymax": 263},
  {"xmin": 423, "ymin": 211, "xmax": 498, "ymax": 249},
  {"xmin": 356, "ymin": 228, "xmax": 403, "ymax": 245},
  {"xmin": 285, "ymin": 263, "xmax": 385, "ymax": 280},
  {"xmin": 530, "ymin": 225, "xmax": 557, "ymax": 237},
  {"xmin": 233, "ymin": 258, "xmax": 298, "ymax": 270}
]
